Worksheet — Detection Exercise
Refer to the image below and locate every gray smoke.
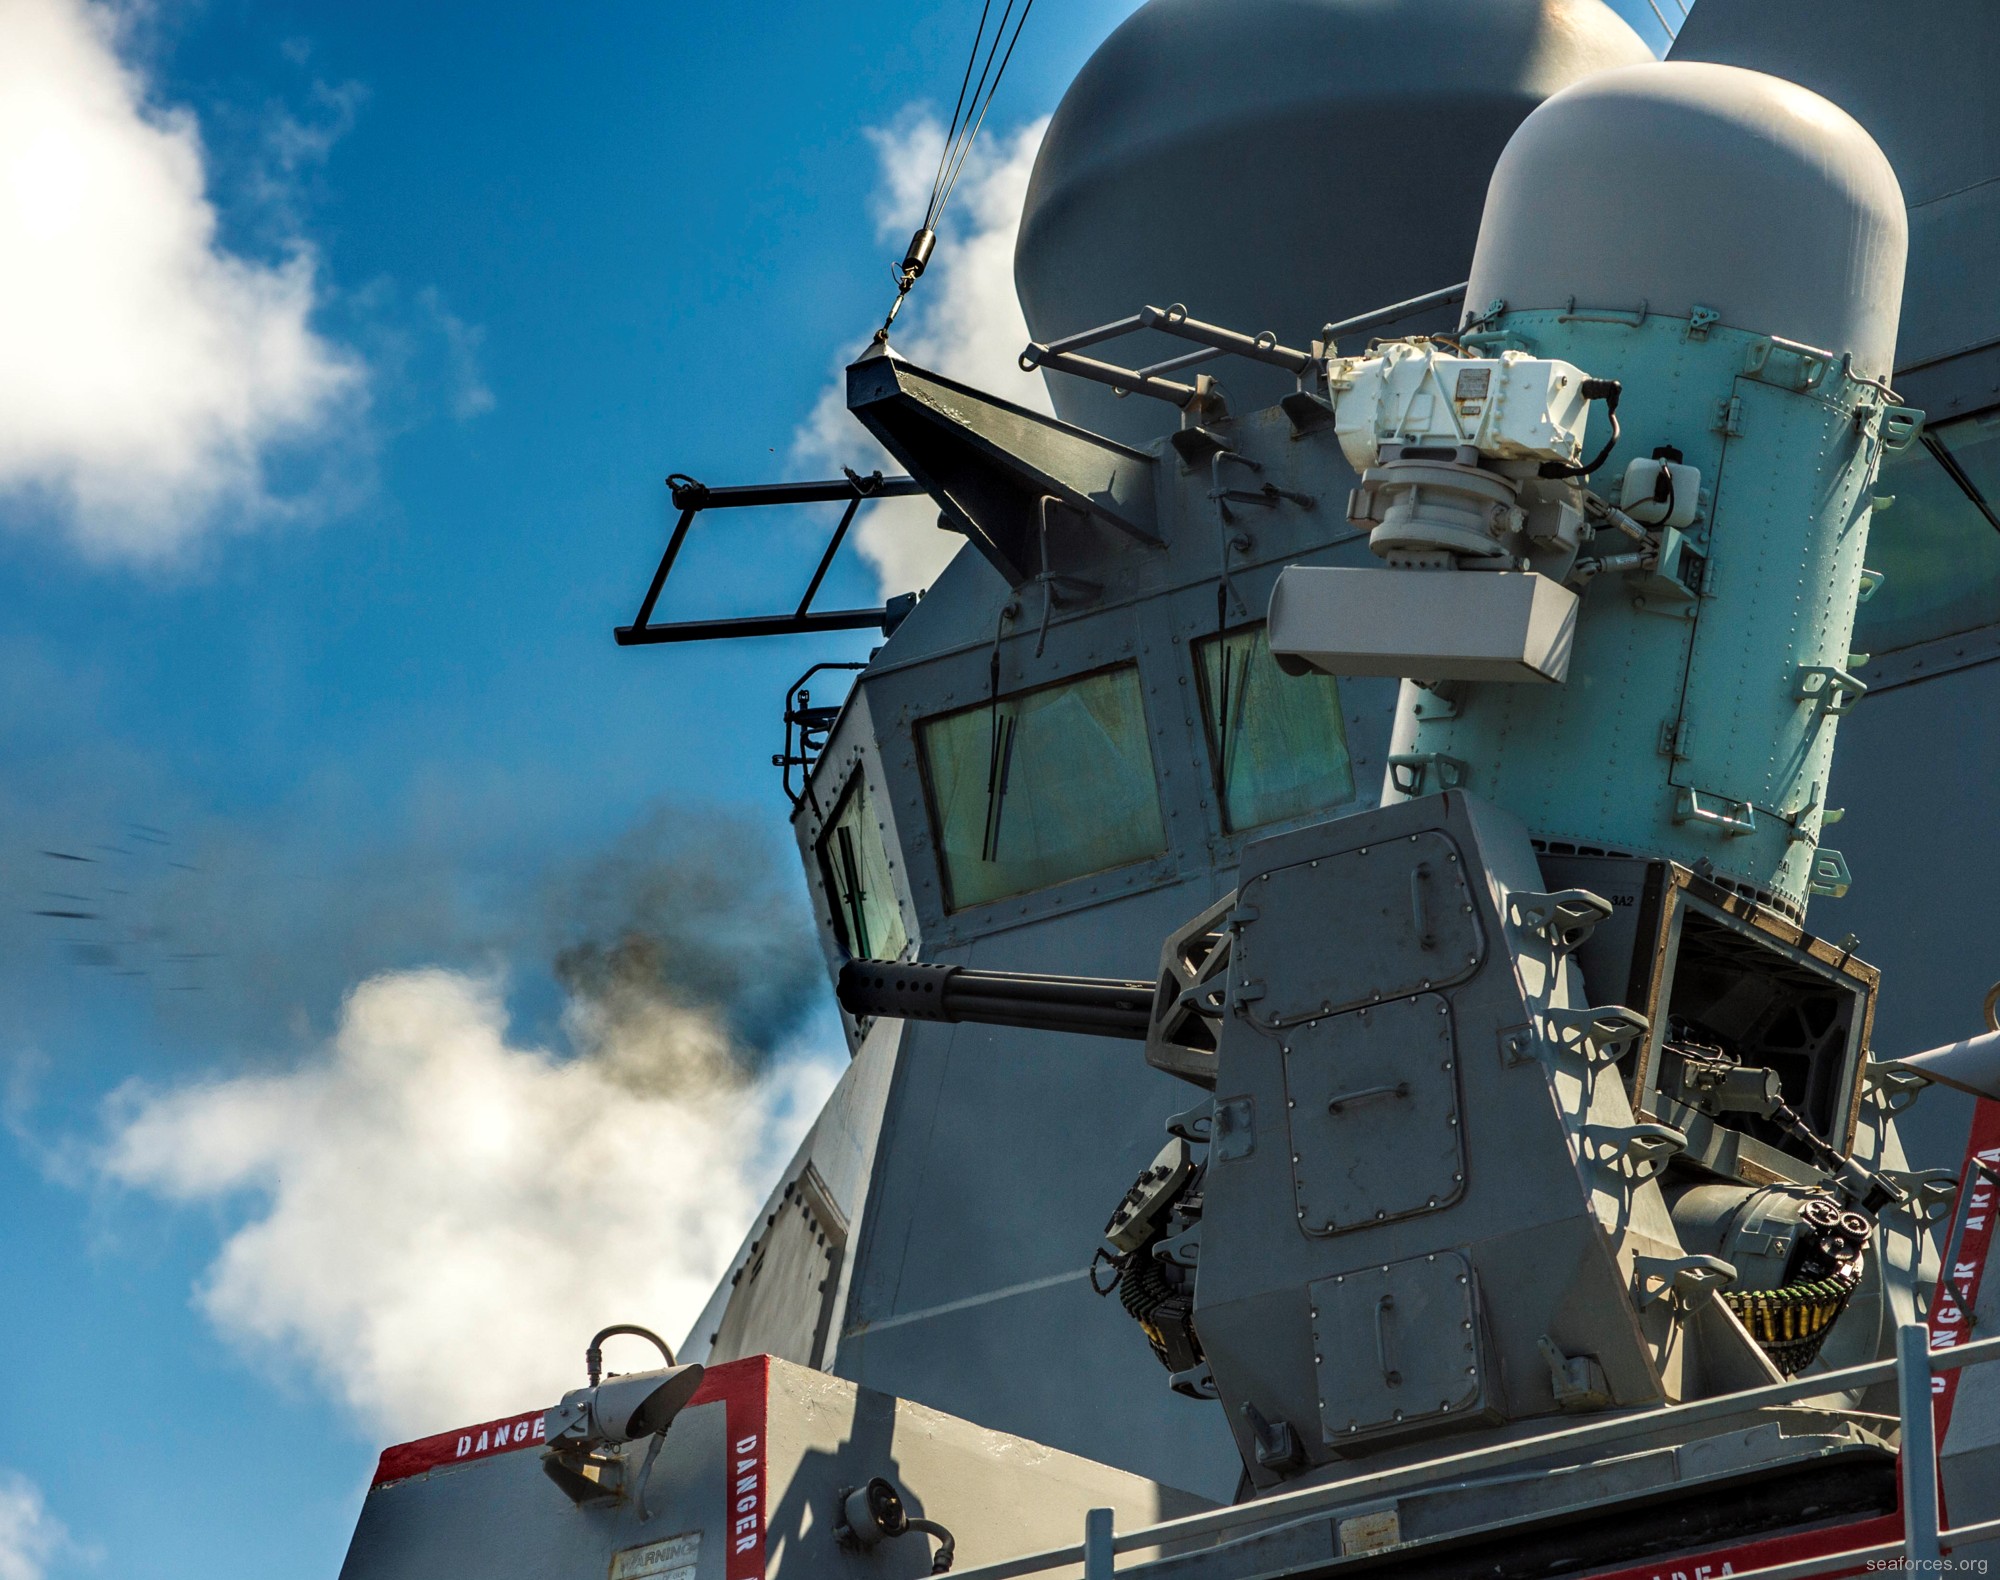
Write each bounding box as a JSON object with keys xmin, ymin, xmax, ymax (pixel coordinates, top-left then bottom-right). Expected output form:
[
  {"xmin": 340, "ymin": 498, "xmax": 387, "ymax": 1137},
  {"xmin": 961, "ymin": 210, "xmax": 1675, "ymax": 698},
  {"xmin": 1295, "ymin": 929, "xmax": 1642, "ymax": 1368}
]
[
  {"xmin": 548, "ymin": 806, "xmax": 824, "ymax": 1078},
  {"xmin": 6, "ymin": 790, "xmax": 826, "ymax": 1080}
]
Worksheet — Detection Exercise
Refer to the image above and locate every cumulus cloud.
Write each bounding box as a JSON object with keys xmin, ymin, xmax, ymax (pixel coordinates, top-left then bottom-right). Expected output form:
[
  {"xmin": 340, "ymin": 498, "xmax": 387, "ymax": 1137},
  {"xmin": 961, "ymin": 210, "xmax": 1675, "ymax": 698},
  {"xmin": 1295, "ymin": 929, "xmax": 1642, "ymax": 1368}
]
[
  {"xmin": 0, "ymin": 0, "xmax": 363, "ymax": 561},
  {"xmin": 101, "ymin": 966, "xmax": 841, "ymax": 1440},
  {"xmin": 0, "ymin": 1473, "xmax": 67, "ymax": 1580},
  {"xmin": 795, "ymin": 112, "xmax": 1052, "ymax": 596}
]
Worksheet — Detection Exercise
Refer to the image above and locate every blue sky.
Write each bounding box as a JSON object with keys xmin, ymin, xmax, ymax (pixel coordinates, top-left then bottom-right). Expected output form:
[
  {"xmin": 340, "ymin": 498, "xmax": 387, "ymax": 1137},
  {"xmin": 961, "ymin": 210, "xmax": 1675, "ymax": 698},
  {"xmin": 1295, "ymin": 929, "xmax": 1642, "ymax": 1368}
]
[{"xmin": 0, "ymin": 1, "xmax": 1676, "ymax": 1574}]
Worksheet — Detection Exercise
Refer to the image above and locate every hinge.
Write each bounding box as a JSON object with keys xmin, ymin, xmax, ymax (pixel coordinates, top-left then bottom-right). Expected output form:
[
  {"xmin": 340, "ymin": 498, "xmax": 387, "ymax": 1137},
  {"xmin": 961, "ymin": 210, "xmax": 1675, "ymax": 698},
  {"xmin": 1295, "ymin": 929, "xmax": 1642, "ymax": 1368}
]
[{"xmin": 1712, "ymin": 395, "xmax": 1745, "ymax": 437}]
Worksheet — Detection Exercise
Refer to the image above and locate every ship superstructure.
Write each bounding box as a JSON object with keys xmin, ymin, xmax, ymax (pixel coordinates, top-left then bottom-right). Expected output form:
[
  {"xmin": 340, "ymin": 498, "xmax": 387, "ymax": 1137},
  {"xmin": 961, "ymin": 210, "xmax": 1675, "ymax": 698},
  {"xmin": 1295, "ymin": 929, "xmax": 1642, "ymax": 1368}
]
[{"xmin": 340, "ymin": 3, "xmax": 2000, "ymax": 1578}]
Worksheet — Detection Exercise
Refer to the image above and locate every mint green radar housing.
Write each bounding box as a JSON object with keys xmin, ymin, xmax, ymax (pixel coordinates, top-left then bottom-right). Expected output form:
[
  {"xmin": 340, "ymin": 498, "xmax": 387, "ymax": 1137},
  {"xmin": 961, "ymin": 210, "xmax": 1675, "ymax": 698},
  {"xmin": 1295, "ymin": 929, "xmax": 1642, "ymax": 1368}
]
[{"xmin": 1380, "ymin": 62, "xmax": 1912, "ymax": 916}]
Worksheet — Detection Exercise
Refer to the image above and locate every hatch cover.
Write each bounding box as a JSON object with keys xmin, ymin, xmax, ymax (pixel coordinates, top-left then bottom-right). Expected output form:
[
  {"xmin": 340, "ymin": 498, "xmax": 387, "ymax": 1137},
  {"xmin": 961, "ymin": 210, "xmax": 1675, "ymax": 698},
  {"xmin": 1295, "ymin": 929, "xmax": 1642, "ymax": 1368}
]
[
  {"xmin": 1237, "ymin": 830, "xmax": 1483, "ymax": 1027},
  {"xmin": 1310, "ymin": 1251, "xmax": 1483, "ymax": 1442},
  {"xmin": 1283, "ymin": 993, "xmax": 1464, "ymax": 1235}
]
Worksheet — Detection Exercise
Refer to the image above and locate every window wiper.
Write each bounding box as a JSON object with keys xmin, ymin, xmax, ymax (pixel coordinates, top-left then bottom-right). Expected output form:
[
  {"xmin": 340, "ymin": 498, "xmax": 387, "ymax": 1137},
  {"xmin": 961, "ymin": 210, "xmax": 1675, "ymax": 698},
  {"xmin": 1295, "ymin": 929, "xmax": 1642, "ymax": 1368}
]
[
  {"xmin": 1210, "ymin": 640, "xmax": 1250, "ymax": 811},
  {"xmin": 981, "ymin": 710, "xmax": 1017, "ymax": 863},
  {"xmin": 835, "ymin": 826, "xmax": 868, "ymax": 957}
]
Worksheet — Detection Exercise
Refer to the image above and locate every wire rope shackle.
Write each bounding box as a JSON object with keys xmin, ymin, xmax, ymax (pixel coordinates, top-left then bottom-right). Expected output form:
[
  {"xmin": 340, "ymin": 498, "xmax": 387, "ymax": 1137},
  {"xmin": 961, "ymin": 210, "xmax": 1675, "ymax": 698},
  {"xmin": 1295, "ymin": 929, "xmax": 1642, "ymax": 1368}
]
[{"xmin": 874, "ymin": 0, "xmax": 1038, "ymax": 343}]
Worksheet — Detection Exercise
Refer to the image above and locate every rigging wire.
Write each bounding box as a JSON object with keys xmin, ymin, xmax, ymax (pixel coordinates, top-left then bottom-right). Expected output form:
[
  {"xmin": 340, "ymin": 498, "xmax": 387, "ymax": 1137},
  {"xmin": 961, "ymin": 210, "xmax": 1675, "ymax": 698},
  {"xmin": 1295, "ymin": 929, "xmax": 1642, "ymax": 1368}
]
[
  {"xmin": 1643, "ymin": 0, "xmax": 1677, "ymax": 41},
  {"xmin": 876, "ymin": 0, "xmax": 1038, "ymax": 342}
]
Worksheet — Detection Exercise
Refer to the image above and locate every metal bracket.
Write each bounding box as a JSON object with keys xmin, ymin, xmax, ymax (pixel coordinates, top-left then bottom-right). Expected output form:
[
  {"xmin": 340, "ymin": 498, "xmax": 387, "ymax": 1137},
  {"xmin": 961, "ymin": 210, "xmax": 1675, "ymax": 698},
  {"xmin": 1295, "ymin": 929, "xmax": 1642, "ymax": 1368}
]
[
  {"xmin": 1154, "ymin": 1227, "xmax": 1200, "ymax": 1269},
  {"xmin": 541, "ymin": 1447, "xmax": 625, "ymax": 1506},
  {"xmin": 1498, "ymin": 1022, "xmax": 1539, "ymax": 1067},
  {"xmin": 1809, "ymin": 848, "xmax": 1853, "ymax": 899},
  {"xmin": 1880, "ymin": 1168, "xmax": 1959, "ymax": 1226},
  {"xmin": 1148, "ymin": 891, "xmax": 1233, "ymax": 1090},
  {"xmin": 1685, "ymin": 306, "xmax": 1721, "ymax": 341},
  {"xmin": 1786, "ymin": 780, "xmax": 1825, "ymax": 845},
  {"xmin": 1633, "ymin": 1253, "xmax": 1734, "ymax": 1311},
  {"xmin": 1879, "ymin": 404, "xmax": 1926, "ymax": 452},
  {"xmin": 1388, "ymin": 752, "xmax": 1470, "ymax": 797},
  {"xmin": 1212, "ymin": 1095, "xmax": 1256, "ymax": 1162},
  {"xmin": 1280, "ymin": 391, "xmax": 1336, "ymax": 437},
  {"xmin": 1509, "ymin": 889, "xmax": 1614, "ymax": 955},
  {"xmin": 775, "ymin": 660, "xmax": 867, "ymax": 811},
  {"xmin": 1409, "ymin": 679, "xmax": 1463, "ymax": 722},
  {"xmin": 1169, "ymin": 1361, "xmax": 1218, "ymax": 1400},
  {"xmin": 1557, "ymin": 296, "xmax": 1649, "ymax": 328},
  {"xmin": 1165, "ymin": 1100, "xmax": 1213, "ymax": 1146},
  {"xmin": 1862, "ymin": 1061, "xmax": 1929, "ymax": 1116},
  {"xmin": 1544, "ymin": 1005, "xmax": 1650, "ymax": 1068},
  {"xmin": 1673, "ymin": 787, "xmax": 1758, "ymax": 837},
  {"xmin": 1168, "ymin": 425, "xmax": 1234, "ymax": 467},
  {"xmin": 1021, "ymin": 302, "xmax": 1316, "ymax": 413},
  {"xmin": 1797, "ymin": 664, "xmax": 1868, "ymax": 716},
  {"xmin": 1743, "ymin": 336, "xmax": 1833, "ymax": 393},
  {"xmin": 1584, "ymin": 1122, "xmax": 1687, "ymax": 1182},
  {"xmin": 1537, "ymin": 1336, "xmax": 1611, "ymax": 1410}
]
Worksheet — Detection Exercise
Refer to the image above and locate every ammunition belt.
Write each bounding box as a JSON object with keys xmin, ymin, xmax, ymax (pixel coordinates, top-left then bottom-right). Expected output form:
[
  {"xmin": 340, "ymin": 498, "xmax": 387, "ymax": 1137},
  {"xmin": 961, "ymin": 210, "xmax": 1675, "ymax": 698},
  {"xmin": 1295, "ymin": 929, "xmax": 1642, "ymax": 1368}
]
[{"xmin": 1722, "ymin": 1267, "xmax": 1862, "ymax": 1375}]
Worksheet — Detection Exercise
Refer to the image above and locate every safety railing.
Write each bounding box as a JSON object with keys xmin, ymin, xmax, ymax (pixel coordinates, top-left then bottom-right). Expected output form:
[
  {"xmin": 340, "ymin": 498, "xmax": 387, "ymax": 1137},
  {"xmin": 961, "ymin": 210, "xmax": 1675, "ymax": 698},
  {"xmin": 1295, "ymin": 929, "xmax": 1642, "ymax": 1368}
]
[
  {"xmin": 614, "ymin": 470, "xmax": 924, "ymax": 647},
  {"xmin": 945, "ymin": 1325, "xmax": 2000, "ymax": 1580}
]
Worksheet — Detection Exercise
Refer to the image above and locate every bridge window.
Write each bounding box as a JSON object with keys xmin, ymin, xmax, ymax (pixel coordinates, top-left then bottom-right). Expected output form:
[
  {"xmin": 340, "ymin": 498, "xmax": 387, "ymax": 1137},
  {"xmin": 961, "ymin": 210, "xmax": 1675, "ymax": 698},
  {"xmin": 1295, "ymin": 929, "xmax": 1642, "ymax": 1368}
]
[
  {"xmin": 1195, "ymin": 624, "xmax": 1355, "ymax": 832},
  {"xmin": 818, "ymin": 772, "xmax": 909, "ymax": 961},
  {"xmin": 1856, "ymin": 407, "xmax": 2000, "ymax": 655},
  {"xmin": 918, "ymin": 664, "xmax": 1166, "ymax": 911}
]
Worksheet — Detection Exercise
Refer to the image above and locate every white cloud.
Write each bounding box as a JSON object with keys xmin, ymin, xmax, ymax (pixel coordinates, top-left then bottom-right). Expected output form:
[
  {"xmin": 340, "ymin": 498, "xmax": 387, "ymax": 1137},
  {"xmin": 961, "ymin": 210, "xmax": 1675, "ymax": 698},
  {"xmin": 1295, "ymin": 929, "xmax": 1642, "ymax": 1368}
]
[
  {"xmin": 0, "ymin": 1473, "xmax": 67, "ymax": 1580},
  {"xmin": 795, "ymin": 111, "xmax": 1052, "ymax": 597},
  {"xmin": 0, "ymin": 0, "xmax": 363, "ymax": 562},
  {"xmin": 420, "ymin": 287, "xmax": 496, "ymax": 421},
  {"xmin": 102, "ymin": 967, "xmax": 840, "ymax": 1441}
]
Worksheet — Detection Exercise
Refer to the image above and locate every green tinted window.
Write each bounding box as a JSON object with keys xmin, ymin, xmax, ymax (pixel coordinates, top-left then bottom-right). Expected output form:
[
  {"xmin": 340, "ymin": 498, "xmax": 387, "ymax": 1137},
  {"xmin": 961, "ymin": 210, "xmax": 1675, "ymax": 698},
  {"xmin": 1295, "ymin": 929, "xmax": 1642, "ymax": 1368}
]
[
  {"xmin": 818, "ymin": 773, "xmax": 909, "ymax": 961},
  {"xmin": 919, "ymin": 665, "xmax": 1166, "ymax": 911},
  {"xmin": 1196, "ymin": 625, "xmax": 1355, "ymax": 832},
  {"xmin": 1855, "ymin": 409, "xmax": 2000, "ymax": 655}
]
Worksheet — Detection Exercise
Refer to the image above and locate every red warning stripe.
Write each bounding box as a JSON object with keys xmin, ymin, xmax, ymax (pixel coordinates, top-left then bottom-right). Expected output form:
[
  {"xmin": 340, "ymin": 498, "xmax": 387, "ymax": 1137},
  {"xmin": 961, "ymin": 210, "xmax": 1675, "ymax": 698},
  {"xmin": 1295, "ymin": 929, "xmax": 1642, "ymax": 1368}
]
[
  {"xmin": 366, "ymin": 1349, "xmax": 773, "ymax": 1574},
  {"xmin": 370, "ymin": 1408, "xmax": 547, "ymax": 1487},
  {"xmin": 1929, "ymin": 1097, "xmax": 2000, "ymax": 1445},
  {"xmin": 1579, "ymin": 1515, "xmax": 1903, "ymax": 1580},
  {"xmin": 706, "ymin": 1355, "xmax": 770, "ymax": 1580}
]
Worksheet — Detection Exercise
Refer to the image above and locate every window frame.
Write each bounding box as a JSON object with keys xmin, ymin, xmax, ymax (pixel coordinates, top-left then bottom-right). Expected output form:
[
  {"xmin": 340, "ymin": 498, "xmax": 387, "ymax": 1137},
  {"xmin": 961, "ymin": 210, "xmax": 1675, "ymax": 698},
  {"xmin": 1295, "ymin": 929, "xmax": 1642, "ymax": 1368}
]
[
  {"xmin": 1856, "ymin": 401, "xmax": 2000, "ymax": 656},
  {"xmin": 913, "ymin": 659, "xmax": 1171, "ymax": 915},
  {"xmin": 814, "ymin": 766, "xmax": 910, "ymax": 963},
  {"xmin": 1191, "ymin": 620, "xmax": 1360, "ymax": 836}
]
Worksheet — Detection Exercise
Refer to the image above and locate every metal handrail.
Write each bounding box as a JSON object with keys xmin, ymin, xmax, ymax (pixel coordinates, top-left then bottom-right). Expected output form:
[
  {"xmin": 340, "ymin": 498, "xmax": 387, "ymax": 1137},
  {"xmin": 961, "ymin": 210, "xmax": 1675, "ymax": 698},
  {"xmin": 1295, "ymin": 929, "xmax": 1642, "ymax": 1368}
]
[
  {"xmin": 948, "ymin": 1329, "xmax": 2000, "ymax": 1580},
  {"xmin": 613, "ymin": 471, "xmax": 926, "ymax": 647},
  {"xmin": 1020, "ymin": 305, "xmax": 1318, "ymax": 411}
]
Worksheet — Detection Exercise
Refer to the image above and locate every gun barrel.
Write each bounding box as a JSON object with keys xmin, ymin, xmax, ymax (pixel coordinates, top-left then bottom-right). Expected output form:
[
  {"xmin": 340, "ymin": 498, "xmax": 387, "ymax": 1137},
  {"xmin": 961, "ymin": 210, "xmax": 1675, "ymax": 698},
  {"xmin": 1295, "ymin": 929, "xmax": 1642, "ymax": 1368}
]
[{"xmin": 836, "ymin": 960, "xmax": 1154, "ymax": 1040}]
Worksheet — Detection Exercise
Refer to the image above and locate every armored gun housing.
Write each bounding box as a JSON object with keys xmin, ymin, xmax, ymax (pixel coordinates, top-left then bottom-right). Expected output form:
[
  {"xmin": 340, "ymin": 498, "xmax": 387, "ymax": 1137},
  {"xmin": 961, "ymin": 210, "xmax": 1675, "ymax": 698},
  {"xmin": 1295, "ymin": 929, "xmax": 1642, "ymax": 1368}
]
[{"xmin": 340, "ymin": 7, "xmax": 2000, "ymax": 1580}]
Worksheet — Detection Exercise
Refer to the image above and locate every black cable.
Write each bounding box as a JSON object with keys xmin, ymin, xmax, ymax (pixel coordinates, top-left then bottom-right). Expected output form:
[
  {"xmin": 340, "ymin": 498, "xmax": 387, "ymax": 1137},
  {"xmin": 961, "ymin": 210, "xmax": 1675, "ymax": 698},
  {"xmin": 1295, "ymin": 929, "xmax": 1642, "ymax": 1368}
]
[
  {"xmin": 585, "ymin": 1324, "xmax": 675, "ymax": 1387},
  {"xmin": 932, "ymin": 0, "xmax": 1016, "ymax": 223},
  {"xmin": 934, "ymin": 0, "xmax": 1036, "ymax": 222},
  {"xmin": 929, "ymin": 0, "xmax": 995, "ymax": 217},
  {"xmin": 907, "ymin": 1517, "xmax": 957, "ymax": 1574},
  {"xmin": 1539, "ymin": 379, "xmax": 1623, "ymax": 480},
  {"xmin": 879, "ymin": 0, "xmax": 1036, "ymax": 338}
]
